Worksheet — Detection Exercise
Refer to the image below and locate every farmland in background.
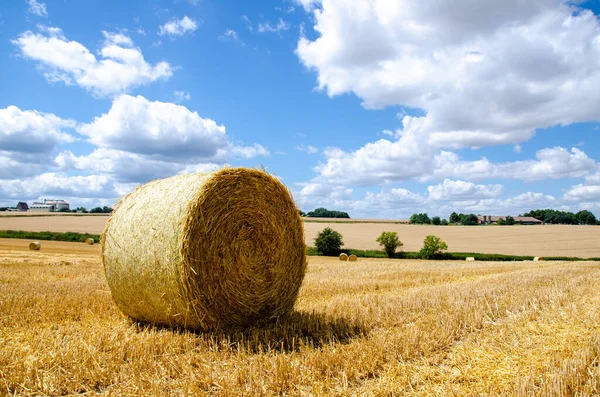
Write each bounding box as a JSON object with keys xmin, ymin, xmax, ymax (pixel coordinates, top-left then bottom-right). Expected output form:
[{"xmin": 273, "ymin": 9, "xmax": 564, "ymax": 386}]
[
  {"xmin": 1, "ymin": 215, "xmax": 599, "ymax": 257},
  {"xmin": 0, "ymin": 241, "xmax": 598, "ymax": 395}
]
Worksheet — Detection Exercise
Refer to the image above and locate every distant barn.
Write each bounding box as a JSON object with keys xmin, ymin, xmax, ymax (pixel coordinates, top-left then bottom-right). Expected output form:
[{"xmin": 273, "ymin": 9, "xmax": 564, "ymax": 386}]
[
  {"xmin": 30, "ymin": 199, "xmax": 70, "ymax": 212},
  {"xmin": 16, "ymin": 202, "xmax": 29, "ymax": 212}
]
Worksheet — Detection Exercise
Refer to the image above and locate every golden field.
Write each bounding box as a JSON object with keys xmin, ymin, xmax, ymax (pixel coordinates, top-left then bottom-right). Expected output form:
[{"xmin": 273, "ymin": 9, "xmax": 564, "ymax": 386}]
[
  {"xmin": 1, "ymin": 215, "xmax": 600, "ymax": 257},
  {"xmin": 0, "ymin": 239, "xmax": 599, "ymax": 396}
]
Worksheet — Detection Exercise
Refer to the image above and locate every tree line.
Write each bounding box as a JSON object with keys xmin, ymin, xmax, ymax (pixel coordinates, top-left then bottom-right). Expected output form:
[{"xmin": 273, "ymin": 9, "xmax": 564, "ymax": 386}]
[
  {"xmin": 521, "ymin": 209, "xmax": 597, "ymax": 225},
  {"xmin": 299, "ymin": 207, "xmax": 350, "ymax": 218},
  {"xmin": 409, "ymin": 209, "xmax": 599, "ymax": 225}
]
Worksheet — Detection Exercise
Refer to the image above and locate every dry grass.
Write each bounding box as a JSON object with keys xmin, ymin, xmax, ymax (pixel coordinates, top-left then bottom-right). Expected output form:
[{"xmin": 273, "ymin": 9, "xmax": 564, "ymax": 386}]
[
  {"xmin": 2, "ymin": 216, "xmax": 600, "ymax": 257},
  {"xmin": 1, "ymin": 242, "xmax": 599, "ymax": 396}
]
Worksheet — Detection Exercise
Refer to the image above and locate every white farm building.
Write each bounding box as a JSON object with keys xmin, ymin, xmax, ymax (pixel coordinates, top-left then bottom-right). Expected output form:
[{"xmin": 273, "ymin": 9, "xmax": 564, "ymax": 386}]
[{"xmin": 30, "ymin": 199, "xmax": 70, "ymax": 212}]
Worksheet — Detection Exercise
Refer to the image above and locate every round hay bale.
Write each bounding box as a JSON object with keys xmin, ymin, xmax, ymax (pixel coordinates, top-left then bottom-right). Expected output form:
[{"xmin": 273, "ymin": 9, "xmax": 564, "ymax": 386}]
[
  {"xmin": 348, "ymin": 254, "xmax": 358, "ymax": 262},
  {"xmin": 102, "ymin": 168, "xmax": 306, "ymax": 331},
  {"xmin": 466, "ymin": 257, "xmax": 475, "ymax": 262},
  {"xmin": 533, "ymin": 257, "xmax": 542, "ymax": 262},
  {"xmin": 339, "ymin": 253, "xmax": 348, "ymax": 261},
  {"xmin": 85, "ymin": 238, "xmax": 95, "ymax": 245},
  {"xmin": 29, "ymin": 241, "xmax": 41, "ymax": 250}
]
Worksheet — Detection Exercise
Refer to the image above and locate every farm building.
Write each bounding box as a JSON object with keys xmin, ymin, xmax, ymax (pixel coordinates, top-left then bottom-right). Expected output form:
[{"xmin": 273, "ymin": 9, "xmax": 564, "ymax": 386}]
[
  {"xmin": 30, "ymin": 199, "xmax": 70, "ymax": 212},
  {"xmin": 478, "ymin": 215, "xmax": 543, "ymax": 225},
  {"xmin": 16, "ymin": 202, "xmax": 28, "ymax": 211}
]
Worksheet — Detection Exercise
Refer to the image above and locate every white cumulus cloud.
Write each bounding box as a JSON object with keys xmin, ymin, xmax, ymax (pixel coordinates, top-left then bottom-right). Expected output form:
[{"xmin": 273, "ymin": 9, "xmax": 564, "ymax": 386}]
[
  {"xmin": 78, "ymin": 94, "xmax": 229, "ymax": 159},
  {"xmin": 12, "ymin": 27, "xmax": 173, "ymax": 97},
  {"xmin": 159, "ymin": 16, "xmax": 198, "ymax": 37},
  {"xmin": 427, "ymin": 180, "xmax": 504, "ymax": 201},
  {"xmin": 258, "ymin": 18, "xmax": 290, "ymax": 33},
  {"xmin": 0, "ymin": 105, "xmax": 76, "ymax": 179},
  {"xmin": 297, "ymin": 0, "xmax": 600, "ymax": 149},
  {"xmin": 174, "ymin": 91, "xmax": 191, "ymax": 101},
  {"xmin": 218, "ymin": 29, "xmax": 240, "ymax": 41},
  {"xmin": 297, "ymin": 145, "xmax": 318, "ymax": 154},
  {"xmin": 56, "ymin": 95, "xmax": 268, "ymax": 183},
  {"xmin": 0, "ymin": 173, "xmax": 119, "ymax": 201},
  {"xmin": 27, "ymin": 0, "xmax": 47, "ymax": 17}
]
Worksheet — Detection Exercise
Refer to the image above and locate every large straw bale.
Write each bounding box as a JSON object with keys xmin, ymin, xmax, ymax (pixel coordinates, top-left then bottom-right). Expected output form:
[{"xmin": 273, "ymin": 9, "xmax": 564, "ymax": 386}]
[
  {"xmin": 102, "ymin": 168, "xmax": 307, "ymax": 331},
  {"xmin": 466, "ymin": 257, "xmax": 475, "ymax": 262},
  {"xmin": 85, "ymin": 238, "xmax": 95, "ymax": 245},
  {"xmin": 29, "ymin": 241, "xmax": 41, "ymax": 250},
  {"xmin": 339, "ymin": 253, "xmax": 348, "ymax": 261},
  {"xmin": 348, "ymin": 254, "xmax": 358, "ymax": 262}
]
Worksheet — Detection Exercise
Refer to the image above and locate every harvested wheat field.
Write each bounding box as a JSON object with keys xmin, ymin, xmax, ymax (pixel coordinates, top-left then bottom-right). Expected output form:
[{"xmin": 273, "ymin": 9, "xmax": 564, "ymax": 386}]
[
  {"xmin": 1, "ymin": 240, "xmax": 599, "ymax": 396},
  {"xmin": 0, "ymin": 215, "xmax": 108, "ymax": 234},
  {"xmin": 2, "ymin": 216, "xmax": 600, "ymax": 257}
]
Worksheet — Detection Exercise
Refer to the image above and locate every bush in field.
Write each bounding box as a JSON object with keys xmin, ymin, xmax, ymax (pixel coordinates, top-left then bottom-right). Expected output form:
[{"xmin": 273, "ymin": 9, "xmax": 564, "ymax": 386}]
[
  {"xmin": 376, "ymin": 231, "xmax": 403, "ymax": 257},
  {"xmin": 419, "ymin": 235, "xmax": 448, "ymax": 259},
  {"xmin": 431, "ymin": 216, "xmax": 441, "ymax": 225},
  {"xmin": 314, "ymin": 227, "xmax": 344, "ymax": 256}
]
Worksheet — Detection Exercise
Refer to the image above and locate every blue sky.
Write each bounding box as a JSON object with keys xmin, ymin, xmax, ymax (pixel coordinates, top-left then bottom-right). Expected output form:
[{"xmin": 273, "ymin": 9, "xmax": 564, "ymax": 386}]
[{"xmin": 1, "ymin": 0, "xmax": 600, "ymax": 219}]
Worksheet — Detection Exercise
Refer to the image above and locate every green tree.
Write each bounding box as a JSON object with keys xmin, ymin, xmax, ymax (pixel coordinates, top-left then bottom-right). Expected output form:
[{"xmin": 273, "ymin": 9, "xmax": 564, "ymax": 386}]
[
  {"xmin": 314, "ymin": 227, "xmax": 344, "ymax": 256},
  {"xmin": 90, "ymin": 207, "xmax": 104, "ymax": 213},
  {"xmin": 409, "ymin": 213, "xmax": 430, "ymax": 224},
  {"xmin": 440, "ymin": 219, "xmax": 449, "ymax": 225},
  {"xmin": 523, "ymin": 209, "xmax": 579, "ymax": 224},
  {"xmin": 431, "ymin": 216, "xmax": 441, "ymax": 225},
  {"xmin": 449, "ymin": 212, "xmax": 460, "ymax": 224},
  {"xmin": 460, "ymin": 213, "xmax": 478, "ymax": 225},
  {"xmin": 576, "ymin": 210, "xmax": 597, "ymax": 225},
  {"xmin": 497, "ymin": 217, "xmax": 505, "ymax": 225},
  {"xmin": 376, "ymin": 231, "xmax": 403, "ymax": 257},
  {"xmin": 102, "ymin": 206, "xmax": 114, "ymax": 213},
  {"xmin": 419, "ymin": 235, "xmax": 448, "ymax": 259},
  {"xmin": 298, "ymin": 209, "xmax": 306, "ymax": 217},
  {"xmin": 505, "ymin": 216, "xmax": 516, "ymax": 225}
]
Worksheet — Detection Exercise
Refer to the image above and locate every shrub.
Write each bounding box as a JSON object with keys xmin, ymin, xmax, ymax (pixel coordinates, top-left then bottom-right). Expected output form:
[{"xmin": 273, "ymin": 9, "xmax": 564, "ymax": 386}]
[
  {"xmin": 431, "ymin": 216, "xmax": 441, "ymax": 225},
  {"xmin": 419, "ymin": 235, "xmax": 448, "ymax": 259},
  {"xmin": 314, "ymin": 227, "xmax": 344, "ymax": 256},
  {"xmin": 376, "ymin": 231, "xmax": 403, "ymax": 258}
]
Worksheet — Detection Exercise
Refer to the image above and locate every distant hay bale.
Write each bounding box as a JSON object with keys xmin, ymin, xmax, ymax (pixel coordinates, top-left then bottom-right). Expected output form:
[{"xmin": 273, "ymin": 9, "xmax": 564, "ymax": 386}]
[
  {"xmin": 466, "ymin": 257, "xmax": 475, "ymax": 262},
  {"xmin": 339, "ymin": 253, "xmax": 348, "ymax": 261},
  {"xmin": 85, "ymin": 238, "xmax": 95, "ymax": 245},
  {"xmin": 533, "ymin": 257, "xmax": 542, "ymax": 261},
  {"xmin": 102, "ymin": 168, "xmax": 307, "ymax": 332},
  {"xmin": 29, "ymin": 241, "xmax": 41, "ymax": 250},
  {"xmin": 348, "ymin": 254, "xmax": 358, "ymax": 262}
]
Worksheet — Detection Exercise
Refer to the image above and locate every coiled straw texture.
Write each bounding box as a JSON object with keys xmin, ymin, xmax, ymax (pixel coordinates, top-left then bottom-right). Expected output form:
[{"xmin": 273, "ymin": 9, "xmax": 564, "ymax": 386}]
[{"xmin": 102, "ymin": 168, "xmax": 307, "ymax": 331}]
